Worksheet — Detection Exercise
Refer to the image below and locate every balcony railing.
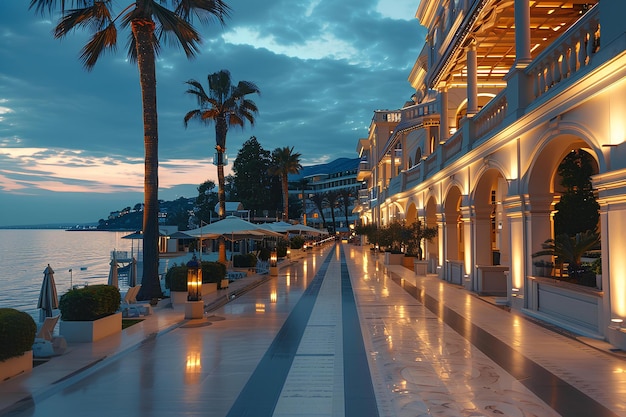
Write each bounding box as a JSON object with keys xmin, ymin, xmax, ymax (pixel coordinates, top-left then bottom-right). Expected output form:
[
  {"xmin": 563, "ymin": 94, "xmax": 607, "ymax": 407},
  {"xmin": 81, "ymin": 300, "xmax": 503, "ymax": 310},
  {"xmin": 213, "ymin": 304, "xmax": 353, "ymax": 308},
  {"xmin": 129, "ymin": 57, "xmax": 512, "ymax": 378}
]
[
  {"xmin": 527, "ymin": 5, "xmax": 600, "ymax": 101},
  {"xmin": 401, "ymin": 101, "xmax": 439, "ymax": 120},
  {"xmin": 473, "ymin": 92, "xmax": 508, "ymax": 139},
  {"xmin": 365, "ymin": 5, "xmax": 604, "ymax": 212}
]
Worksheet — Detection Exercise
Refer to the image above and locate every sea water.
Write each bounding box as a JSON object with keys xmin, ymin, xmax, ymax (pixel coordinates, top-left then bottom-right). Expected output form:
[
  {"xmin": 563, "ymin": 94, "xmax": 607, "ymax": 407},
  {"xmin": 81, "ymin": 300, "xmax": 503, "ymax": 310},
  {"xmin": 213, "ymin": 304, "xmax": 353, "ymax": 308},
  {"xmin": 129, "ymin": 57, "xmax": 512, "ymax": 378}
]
[{"xmin": 0, "ymin": 229, "xmax": 136, "ymax": 322}]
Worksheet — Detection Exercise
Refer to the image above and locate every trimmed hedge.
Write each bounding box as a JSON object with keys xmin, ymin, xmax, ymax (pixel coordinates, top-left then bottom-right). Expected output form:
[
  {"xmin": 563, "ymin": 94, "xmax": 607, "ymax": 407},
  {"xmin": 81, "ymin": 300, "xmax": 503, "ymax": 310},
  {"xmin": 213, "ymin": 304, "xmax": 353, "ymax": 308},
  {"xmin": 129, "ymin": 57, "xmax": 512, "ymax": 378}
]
[
  {"xmin": 233, "ymin": 253, "xmax": 257, "ymax": 268},
  {"xmin": 165, "ymin": 261, "xmax": 227, "ymax": 291},
  {"xmin": 59, "ymin": 285, "xmax": 121, "ymax": 321},
  {"xmin": 0, "ymin": 308, "xmax": 37, "ymax": 361},
  {"xmin": 290, "ymin": 235, "xmax": 305, "ymax": 249}
]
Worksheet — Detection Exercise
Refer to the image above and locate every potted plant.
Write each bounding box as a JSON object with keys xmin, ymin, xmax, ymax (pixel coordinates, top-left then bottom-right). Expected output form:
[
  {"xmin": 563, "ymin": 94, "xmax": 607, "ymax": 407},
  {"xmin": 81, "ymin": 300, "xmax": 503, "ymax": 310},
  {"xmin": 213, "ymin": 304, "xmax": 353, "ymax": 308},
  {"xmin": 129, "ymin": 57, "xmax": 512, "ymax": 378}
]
[
  {"xmin": 532, "ymin": 229, "xmax": 600, "ymax": 285},
  {"xmin": 0, "ymin": 308, "xmax": 36, "ymax": 382},
  {"xmin": 591, "ymin": 257, "xmax": 602, "ymax": 289},
  {"xmin": 59, "ymin": 284, "xmax": 122, "ymax": 343}
]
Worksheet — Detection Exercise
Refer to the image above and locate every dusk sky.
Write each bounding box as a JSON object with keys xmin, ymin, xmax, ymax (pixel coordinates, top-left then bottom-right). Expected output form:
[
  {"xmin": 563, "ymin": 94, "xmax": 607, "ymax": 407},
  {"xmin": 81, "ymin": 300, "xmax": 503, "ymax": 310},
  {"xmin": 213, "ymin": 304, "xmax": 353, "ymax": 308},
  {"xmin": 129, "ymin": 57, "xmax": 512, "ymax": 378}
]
[{"xmin": 0, "ymin": 0, "xmax": 425, "ymax": 227}]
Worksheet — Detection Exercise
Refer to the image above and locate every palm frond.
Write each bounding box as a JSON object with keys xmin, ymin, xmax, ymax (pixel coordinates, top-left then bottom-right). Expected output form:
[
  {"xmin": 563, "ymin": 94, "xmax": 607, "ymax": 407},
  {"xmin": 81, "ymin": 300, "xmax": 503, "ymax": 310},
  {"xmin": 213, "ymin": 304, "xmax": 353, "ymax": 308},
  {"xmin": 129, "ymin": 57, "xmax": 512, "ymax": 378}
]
[
  {"xmin": 152, "ymin": 2, "xmax": 201, "ymax": 58},
  {"xmin": 79, "ymin": 23, "xmax": 118, "ymax": 69},
  {"xmin": 30, "ymin": 0, "xmax": 93, "ymax": 15},
  {"xmin": 54, "ymin": 3, "xmax": 113, "ymax": 38},
  {"xmin": 174, "ymin": 0, "xmax": 231, "ymax": 26}
]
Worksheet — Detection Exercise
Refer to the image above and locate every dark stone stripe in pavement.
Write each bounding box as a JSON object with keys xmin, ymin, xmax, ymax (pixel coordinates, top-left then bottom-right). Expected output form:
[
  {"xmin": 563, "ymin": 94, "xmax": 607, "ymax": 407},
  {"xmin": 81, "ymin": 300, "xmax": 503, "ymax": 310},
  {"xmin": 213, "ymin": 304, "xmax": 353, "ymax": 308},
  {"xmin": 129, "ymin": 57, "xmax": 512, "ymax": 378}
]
[
  {"xmin": 340, "ymin": 248, "xmax": 380, "ymax": 417},
  {"xmin": 225, "ymin": 249, "xmax": 334, "ymax": 417},
  {"xmin": 393, "ymin": 275, "xmax": 620, "ymax": 417}
]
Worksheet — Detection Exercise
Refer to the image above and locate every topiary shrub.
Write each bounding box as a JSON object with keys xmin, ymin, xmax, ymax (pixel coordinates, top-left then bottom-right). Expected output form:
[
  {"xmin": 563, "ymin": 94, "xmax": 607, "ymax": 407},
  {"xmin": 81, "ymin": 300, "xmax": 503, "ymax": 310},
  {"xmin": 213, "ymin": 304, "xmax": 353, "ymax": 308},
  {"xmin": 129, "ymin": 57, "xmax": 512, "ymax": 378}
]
[
  {"xmin": 258, "ymin": 247, "xmax": 271, "ymax": 261},
  {"xmin": 290, "ymin": 235, "xmax": 305, "ymax": 249},
  {"xmin": 202, "ymin": 261, "xmax": 226, "ymax": 284},
  {"xmin": 59, "ymin": 285, "xmax": 121, "ymax": 321},
  {"xmin": 233, "ymin": 253, "xmax": 257, "ymax": 268},
  {"xmin": 0, "ymin": 308, "xmax": 37, "ymax": 361},
  {"xmin": 165, "ymin": 265, "xmax": 188, "ymax": 292}
]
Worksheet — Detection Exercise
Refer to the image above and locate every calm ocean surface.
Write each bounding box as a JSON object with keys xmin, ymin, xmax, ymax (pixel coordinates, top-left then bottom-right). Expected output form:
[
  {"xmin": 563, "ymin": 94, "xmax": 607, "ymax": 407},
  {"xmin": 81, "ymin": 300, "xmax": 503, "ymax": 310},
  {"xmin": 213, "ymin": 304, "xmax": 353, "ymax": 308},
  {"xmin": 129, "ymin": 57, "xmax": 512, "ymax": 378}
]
[{"xmin": 0, "ymin": 229, "xmax": 136, "ymax": 322}]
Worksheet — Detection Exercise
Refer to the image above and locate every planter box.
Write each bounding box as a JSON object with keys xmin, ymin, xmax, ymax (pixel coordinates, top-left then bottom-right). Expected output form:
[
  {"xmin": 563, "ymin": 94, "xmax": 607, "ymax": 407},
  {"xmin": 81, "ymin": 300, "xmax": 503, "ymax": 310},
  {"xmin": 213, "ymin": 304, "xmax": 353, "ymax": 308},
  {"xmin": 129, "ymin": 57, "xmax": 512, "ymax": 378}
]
[
  {"xmin": 402, "ymin": 256, "xmax": 416, "ymax": 269},
  {"xmin": 202, "ymin": 282, "xmax": 217, "ymax": 295},
  {"xmin": 414, "ymin": 260, "xmax": 428, "ymax": 275},
  {"xmin": 384, "ymin": 253, "xmax": 404, "ymax": 265},
  {"xmin": 0, "ymin": 350, "xmax": 32, "ymax": 382},
  {"xmin": 60, "ymin": 312, "xmax": 122, "ymax": 343},
  {"xmin": 171, "ymin": 291, "xmax": 188, "ymax": 308}
]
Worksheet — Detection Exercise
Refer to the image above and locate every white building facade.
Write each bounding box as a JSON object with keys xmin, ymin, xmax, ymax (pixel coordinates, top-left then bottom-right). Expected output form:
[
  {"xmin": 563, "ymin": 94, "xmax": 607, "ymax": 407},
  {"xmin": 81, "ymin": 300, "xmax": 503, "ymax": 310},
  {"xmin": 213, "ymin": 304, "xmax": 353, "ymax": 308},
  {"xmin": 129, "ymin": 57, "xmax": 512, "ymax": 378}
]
[{"xmin": 355, "ymin": 0, "xmax": 626, "ymax": 349}]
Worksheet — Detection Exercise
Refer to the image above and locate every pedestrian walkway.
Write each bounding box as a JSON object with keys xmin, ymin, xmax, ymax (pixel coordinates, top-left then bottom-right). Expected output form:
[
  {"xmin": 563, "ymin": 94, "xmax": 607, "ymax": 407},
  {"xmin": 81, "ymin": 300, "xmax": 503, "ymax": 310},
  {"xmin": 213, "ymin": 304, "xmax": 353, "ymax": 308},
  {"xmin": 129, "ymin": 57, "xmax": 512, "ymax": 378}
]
[{"xmin": 1, "ymin": 243, "xmax": 626, "ymax": 417}]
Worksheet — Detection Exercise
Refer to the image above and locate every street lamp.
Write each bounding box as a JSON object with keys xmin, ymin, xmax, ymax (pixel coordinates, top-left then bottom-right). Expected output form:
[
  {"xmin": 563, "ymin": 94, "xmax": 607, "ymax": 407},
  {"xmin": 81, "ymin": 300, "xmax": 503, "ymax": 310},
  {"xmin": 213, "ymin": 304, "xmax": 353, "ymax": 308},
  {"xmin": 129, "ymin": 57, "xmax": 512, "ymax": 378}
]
[
  {"xmin": 270, "ymin": 248, "xmax": 278, "ymax": 276},
  {"xmin": 186, "ymin": 255, "xmax": 202, "ymax": 302}
]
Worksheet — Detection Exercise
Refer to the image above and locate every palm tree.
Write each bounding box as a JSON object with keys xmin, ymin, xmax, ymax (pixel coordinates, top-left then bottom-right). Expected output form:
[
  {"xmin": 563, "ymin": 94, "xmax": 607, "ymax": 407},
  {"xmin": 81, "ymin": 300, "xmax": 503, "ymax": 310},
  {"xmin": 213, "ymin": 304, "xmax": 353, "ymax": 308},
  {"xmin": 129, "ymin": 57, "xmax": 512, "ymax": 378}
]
[
  {"xmin": 532, "ymin": 230, "xmax": 600, "ymax": 280},
  {"xmin": 324, "ymin": 190, "xmax": 341, "ymax": 234},
  {"xmin": 339, "ymin": 187, "xmax": 354, "ymax": 227},
  {"xmin": 184, "ymin": 69, "xmax": 260, "ymax": 264},
  {"xmin": 309, "ymin": 193, "xmax": 328, "ymax": 230},
  {"xmin": 295, "ymin": 178, "xmax": 310, "ymax": 225},
  {"xmin": 30, "ymin": 0, "xmax": 230, "ymax": 301},
  {"xmin": 269, "ymin": 147, "xmax": 302, "ymax": 221}
]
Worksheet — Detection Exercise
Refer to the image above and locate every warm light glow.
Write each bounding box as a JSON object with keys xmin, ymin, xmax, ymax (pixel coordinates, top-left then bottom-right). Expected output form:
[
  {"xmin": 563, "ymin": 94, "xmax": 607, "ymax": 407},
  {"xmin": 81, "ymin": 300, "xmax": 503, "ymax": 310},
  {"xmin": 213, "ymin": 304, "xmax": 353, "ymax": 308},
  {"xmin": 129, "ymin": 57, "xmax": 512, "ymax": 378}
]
[
  {"xmin": 270, "ymin": 291, "xmax": 277, "ymax": 303},
  {"xmin": 186, "ymin": 353, "xmax": 201, "ymax": 372},
  {"xmin": 510, "ymin": 221, "xmax": 524, "ymax": 290},
  {"xmin": 255, "ymin": 303, "xmax": 266, "ymax": 313},
  {"xmin": 609, "ymin": 213, "xmax": 626, "ymax": 316}
]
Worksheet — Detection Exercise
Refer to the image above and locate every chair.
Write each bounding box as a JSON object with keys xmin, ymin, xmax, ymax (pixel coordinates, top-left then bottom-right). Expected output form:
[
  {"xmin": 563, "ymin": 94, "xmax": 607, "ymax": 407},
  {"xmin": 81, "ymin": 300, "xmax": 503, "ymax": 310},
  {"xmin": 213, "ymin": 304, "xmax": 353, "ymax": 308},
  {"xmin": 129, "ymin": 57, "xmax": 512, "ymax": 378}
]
[
  {"xmin": 33, "ymin": 315, "xmax": 67, "ymax": 358},
  {"xmin": 121, "ymin": 285, "xmax": 152, "ymax": 317}
]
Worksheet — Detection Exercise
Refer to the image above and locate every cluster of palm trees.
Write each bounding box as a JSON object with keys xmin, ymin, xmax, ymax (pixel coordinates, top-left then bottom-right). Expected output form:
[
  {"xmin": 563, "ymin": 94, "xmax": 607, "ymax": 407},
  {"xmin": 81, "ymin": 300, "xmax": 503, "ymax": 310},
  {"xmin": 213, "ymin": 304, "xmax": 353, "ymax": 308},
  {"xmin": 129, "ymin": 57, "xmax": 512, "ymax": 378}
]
[
  {"xmin": 30, "ymin": 0, "xmax": 261, "ymax": 301},
  {"xmin": 305, "ymin": 187, "xmax": 355, "ymax": 233}
]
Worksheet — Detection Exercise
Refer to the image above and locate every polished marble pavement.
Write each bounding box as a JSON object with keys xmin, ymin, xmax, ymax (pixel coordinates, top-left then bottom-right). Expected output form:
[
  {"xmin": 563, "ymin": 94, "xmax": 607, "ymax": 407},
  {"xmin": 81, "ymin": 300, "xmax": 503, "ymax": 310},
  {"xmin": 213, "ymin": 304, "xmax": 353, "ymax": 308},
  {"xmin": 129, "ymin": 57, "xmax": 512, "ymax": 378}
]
[{"xmin": 2, "ymin": 243, "xmax": 626, "ymax": 416}]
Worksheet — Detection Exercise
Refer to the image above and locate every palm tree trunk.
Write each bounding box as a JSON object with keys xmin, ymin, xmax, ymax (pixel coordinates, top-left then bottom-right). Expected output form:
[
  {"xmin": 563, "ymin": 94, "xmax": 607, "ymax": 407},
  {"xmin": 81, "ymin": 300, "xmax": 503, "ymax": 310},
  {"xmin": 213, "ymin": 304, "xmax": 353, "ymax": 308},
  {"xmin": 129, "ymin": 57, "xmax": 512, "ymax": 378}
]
[
  {"xmin": 282, "ymin": 176, "xmax": 289, "ymax": 220},
  {"xmin": 132, "ymin": 18, "xmax": 161, "ymax": 301},
  {"xmin": 216, "ymin": 118, "xmax": 228, "ymax": 264}
]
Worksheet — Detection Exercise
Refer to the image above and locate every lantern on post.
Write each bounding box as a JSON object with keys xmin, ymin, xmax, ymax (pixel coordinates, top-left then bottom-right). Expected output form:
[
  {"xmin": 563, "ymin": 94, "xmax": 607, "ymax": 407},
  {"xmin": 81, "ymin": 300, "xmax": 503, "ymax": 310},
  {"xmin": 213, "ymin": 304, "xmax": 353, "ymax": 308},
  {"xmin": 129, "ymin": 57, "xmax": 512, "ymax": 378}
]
[
  {"xmin": 187, "ymin": 254, "xmax": 202, "ymax": 302},
  {"xmin": 270, "ymin": 248, "xmax": 278, "ymax": 276}
]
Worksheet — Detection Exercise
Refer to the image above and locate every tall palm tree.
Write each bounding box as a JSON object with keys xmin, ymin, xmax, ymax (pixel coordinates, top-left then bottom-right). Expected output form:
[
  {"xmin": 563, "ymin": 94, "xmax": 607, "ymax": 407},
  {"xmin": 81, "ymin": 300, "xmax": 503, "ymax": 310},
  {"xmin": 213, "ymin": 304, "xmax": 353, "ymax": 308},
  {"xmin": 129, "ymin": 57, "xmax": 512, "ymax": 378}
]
[
  {"xmin": 309, "ymin": 193, "xmax": 328, "ymax": 230},
  {"xmin": 339, "ymin": 187, "xmax": 354, "ymax": 227},
  {"xmin": 30, "ymin": 0, "xmax": 230, "ymax": 301},
  {"xmin": 184, "ymin": 69, "xmax": 260, "ymax": 263},
  {"xmin": 324, "ymin": 190, "xmax": 341, "ymax": 234},
  {"xmin": 296, "ymin": 177, "xmax": 310, "ymax": 225},
  {"xmin": 269, "ymin": 147, "xmax": 302, "ymax": 221}
]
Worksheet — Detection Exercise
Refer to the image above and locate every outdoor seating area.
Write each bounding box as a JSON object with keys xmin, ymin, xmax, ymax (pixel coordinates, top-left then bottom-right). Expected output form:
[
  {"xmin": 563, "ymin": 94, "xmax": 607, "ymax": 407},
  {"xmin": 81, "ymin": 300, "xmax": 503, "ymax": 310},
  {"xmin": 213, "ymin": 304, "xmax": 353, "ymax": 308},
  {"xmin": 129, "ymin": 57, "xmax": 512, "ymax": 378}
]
[
  {"xmin": 120, "ymin": 285, "xmax": 152, "ymax": 318},
  {"xmin": 32, "ymin": 315, "xmax": 67, "ymax": 358}
]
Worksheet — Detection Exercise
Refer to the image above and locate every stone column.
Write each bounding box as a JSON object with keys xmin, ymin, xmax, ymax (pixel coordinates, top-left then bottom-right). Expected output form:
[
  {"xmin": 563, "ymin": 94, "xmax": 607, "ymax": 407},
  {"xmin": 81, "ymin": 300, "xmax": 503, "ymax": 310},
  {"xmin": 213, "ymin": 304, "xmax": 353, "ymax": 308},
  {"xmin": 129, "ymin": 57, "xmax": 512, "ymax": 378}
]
[
  {"xmin": 514, "ymin": 0, "xmax": 531, "ymax": 64},
  {"xmin": 466, "ymin": 40, "xmax": 478, "ymax": 115},
  {"xmin": 439, "ymin": 87, "xmax": 449, "ymax": 143}
]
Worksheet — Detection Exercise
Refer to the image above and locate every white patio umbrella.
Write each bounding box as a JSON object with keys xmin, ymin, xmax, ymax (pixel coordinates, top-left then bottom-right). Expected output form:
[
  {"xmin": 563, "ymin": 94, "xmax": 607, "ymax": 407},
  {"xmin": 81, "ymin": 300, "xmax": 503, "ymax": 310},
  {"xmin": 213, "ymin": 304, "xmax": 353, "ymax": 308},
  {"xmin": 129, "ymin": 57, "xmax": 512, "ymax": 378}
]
[
  {"xmin": 107, "ymin": 252, "xmax": 119, "ymax": 288},
  {"xmin": 186, "ymin": 216, "xmax": 284, "ymax": 263},
  {"xmin": 185, "ymin": 216, "xmax": 283, "ymax": 239},
  {"xmin": 128, "ymin": 257, "xmax": 138, "ymax": 288},
  {"xmin": 267, "ymin": 221, "xmax": 327, "ymax": 235},
  {"xmin": 37, "ymin": 264, "xmax": 59, "ymax": 322}
]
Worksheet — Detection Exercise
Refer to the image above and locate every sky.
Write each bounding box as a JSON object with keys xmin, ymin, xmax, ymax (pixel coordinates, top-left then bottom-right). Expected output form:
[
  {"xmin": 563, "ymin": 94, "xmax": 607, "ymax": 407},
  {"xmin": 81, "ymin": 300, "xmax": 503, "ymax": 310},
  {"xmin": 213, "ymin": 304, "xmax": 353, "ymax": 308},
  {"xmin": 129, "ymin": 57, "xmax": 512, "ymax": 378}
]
[{"xmin": 0, "ymin": 0, "xmax": 425, "ymax": 227}]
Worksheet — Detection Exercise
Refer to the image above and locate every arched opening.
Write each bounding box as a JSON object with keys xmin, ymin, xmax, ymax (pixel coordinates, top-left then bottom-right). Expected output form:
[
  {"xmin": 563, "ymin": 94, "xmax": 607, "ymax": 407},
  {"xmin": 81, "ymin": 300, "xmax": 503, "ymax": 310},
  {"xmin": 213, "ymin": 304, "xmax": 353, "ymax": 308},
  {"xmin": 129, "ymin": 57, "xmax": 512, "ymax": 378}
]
[
  {"xmin": 406, "ymin": 202, "xmax": 418, "ymax": 225},
  {"xmin": 528, "ymin": 137, "xmax": 601, "ymax": 285},
  {"xmin": 474, "ymin": 168, "xmax": 508, "ymax": 267}
]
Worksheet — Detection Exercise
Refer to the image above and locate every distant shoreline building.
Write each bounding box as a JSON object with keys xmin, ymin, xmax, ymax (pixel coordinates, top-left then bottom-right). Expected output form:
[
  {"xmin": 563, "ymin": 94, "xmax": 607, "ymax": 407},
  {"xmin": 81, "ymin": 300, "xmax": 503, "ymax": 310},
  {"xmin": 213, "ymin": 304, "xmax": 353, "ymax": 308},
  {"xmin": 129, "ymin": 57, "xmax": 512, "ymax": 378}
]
[
  {"xmin": 355, "ymin": 1, "xmax": 626, "ymax": 350},
  {"xmin": 289, "ymin": 157, "xmax": 361, "ymax": 232}
]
